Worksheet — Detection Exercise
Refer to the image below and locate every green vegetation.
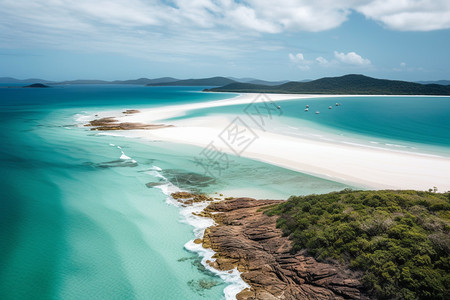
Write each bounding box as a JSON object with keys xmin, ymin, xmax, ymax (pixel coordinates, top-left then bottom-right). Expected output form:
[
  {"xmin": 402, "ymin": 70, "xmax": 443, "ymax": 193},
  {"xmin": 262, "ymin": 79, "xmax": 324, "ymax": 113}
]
[
  {"xmin": 206, "ymin": 74, "xmax": 450, "ymax": 95},
  {"xmin": 267, "ymin": 189, "xmax": 450, "ymax": 299}
]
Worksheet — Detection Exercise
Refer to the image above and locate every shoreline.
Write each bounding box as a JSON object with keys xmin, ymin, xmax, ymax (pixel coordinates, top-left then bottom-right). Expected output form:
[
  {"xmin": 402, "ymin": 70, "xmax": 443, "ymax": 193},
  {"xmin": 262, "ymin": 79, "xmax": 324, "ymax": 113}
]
[
  {"xmin": 156, "ymin": 189, "xmax": 251, "ymax": 299},
  {"xmin": 79, "ymin": 93, "xmax": 450, "ymax": 298},
  {"xmin": 82, "ymin": 93, "xmax": 450, "ymax": 192},
  {"xmin": 195, "ymin": 191, "xmax": 449, "ymax": 300},
  {"xmin": 197, "ymin": 196, "xmax": 369, "ymax": 300}
]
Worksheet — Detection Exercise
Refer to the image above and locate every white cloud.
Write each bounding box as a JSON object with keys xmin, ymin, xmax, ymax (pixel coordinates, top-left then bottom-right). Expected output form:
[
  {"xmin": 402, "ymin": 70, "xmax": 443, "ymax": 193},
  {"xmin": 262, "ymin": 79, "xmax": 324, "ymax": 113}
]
[
  {"xmin": 289, "ymin": 53, "xmax": 311, "ymax": 70},
  {"xmin": 0, "ymin": 0, "xmax": 447, "ymax": 40},
  {"xmin": 242, "ymin": 0, "xmax": 353, "ymax": 32},
  {"xmin": 289, "ymin": 53, "xmax": 304, "ymax": 63},
  {"xmin": 225, "ymin": 5, "xmax": 280, "ymax": 33},
  {"xmin": 289, "ymin": 51, "xmax": 372, "ymax": 71},
  {"xmin": 0, "ymin": 0, "xmax": 448, "ymax": 65},
  {"xmin": 0, "ymin": 0, "xmax": 253, "ymax": 60},
  {"xmin": 316, "ymin": 56, "xmax": 328, "ymax": 65},
  {"xmin": 355, "ymin": 0, "xmax": 450, "ymax": 31},
  {"xmin": 393, "ymin": 61, "xmax": 423, "ymax": 72},
  {"xmin": 334, "ymin": 51, "xmax": 371, "ymax": 65}
]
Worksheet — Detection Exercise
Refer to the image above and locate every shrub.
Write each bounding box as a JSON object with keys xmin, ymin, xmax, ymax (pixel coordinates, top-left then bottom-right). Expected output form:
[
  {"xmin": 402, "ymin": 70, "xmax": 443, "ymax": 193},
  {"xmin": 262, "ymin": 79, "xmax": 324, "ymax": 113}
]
[{"xmin": 267, "ymin": 190, "xmax": 450, "ymax": 299}]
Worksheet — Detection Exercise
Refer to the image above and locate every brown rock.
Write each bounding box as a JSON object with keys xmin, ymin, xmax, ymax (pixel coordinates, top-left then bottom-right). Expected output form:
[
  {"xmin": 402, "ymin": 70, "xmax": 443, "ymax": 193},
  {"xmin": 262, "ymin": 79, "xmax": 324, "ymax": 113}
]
[
  {"xmin": 171, "ymin": 192, "xmax": 193, "ymax": 199},
  {"xmin": 122, "ymin": 109, "xmax": 140, "ymax": 114},
  {"xmin": 192, "ymin": 211, "xmax": 213, "ymax": 218},
  {"xmin": 85, "ymin": 117, "xmax": 117, "ymax": 126},
  {"xmin": 201, "ymin": 198, "xmax": 370, "ymax": 300},
  {"xmin": 85, "ymin": 116, "xmax": 173, "ymax": 131},
  {"xmin": 171, "ymin": 192, "xmax": 213, "ymax": 204}
]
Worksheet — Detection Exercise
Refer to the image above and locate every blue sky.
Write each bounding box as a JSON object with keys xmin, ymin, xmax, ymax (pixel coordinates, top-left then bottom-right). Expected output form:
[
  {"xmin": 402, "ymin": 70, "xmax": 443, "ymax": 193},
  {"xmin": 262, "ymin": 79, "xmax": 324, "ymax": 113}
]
[{"xmin": 0, "ymin": 0, "xmax": 449, "ymax": 81}]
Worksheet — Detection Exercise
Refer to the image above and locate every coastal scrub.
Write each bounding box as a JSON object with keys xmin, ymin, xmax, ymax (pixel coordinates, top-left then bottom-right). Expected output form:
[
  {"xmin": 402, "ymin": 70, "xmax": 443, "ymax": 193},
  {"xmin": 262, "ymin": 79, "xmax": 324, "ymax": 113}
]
[{"xmin": 267, "ymin": 189, "xmax": 450, "ymax": 299}]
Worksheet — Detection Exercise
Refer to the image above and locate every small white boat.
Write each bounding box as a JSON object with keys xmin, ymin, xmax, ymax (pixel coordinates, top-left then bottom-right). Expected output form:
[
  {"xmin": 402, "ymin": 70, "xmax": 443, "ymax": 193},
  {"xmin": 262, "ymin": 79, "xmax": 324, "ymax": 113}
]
[
  {"xmin": 304, "ymin": 108, "xmax": 309, "ymax": 112},
  {"xmin": 328, "ymin": 106, "xmax": 332, "ymax": 109},
  {"xmin": 277, "ymin": 105, "xmax": 281, "ymax": 109},
  {"xmin": 315, "ymin": 111, "xmax": 320, "ymax": 114},
  {"xmin": 306, "ymin": 105, "xmax": 309, "ymax": 108},
  {"xmin": 335, "ymin": 102, "xmax": 339, "ymax": 106}
]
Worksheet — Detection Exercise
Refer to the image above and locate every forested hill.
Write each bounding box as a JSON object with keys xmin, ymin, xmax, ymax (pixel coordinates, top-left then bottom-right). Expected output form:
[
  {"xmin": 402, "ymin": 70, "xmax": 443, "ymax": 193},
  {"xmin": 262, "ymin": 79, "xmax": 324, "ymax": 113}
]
[
  {"xmin": 206, "ymin": 74, "xmax": 450, "ymax": 95},
  {"xmin": 266, "ymin": 189, "xmax": 450, "ymax": 299}
]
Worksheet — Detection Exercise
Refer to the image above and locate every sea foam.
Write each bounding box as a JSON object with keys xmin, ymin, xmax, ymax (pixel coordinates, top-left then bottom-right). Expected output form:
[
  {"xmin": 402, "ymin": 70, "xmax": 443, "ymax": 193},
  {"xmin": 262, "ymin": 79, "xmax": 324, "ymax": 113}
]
[
  {"xmin": 114, "ymin": 145, "xmax": 137, "ymax": 163},
  {"xmin": 149, "ymin": 169, "xmax": 250, "ymax": 300}
]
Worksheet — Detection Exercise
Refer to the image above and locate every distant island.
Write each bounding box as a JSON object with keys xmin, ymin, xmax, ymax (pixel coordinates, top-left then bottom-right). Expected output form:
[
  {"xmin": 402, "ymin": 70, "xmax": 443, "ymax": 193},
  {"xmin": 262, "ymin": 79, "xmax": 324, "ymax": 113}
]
[
  {"xmin": 205, "ymin": 74, "xmax": 450, "ymax": 95},
  {"xmin": 0, "ymin": 77, "xmax": 179, "ymax": 86},
  {"xmin": 1, "ymin": 75, "xmax": 450, "ymax": 94},
  {"xmin": 53, "ymin": 77, "xmax": 180, "ymax": 85},
  {"xmin": 23, "ymin": 83, "xmax": 50, "ymax": 88},
  {"xmin": 416, "ymin": 80, "xmax": 450, "ymax": 85}
]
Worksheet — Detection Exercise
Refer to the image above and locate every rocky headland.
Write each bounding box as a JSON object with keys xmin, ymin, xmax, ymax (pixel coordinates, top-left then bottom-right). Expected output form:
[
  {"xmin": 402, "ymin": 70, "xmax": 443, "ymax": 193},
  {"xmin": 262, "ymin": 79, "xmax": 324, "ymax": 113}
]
[{"xmin": 194, "ymin": 197, "xmax": 369, "ymax": 300}]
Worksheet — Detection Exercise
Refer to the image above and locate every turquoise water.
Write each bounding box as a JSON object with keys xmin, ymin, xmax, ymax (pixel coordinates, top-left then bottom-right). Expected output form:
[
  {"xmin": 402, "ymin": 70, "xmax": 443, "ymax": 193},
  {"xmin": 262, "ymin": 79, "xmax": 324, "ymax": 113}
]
[
  {"xmin": 0, "ymin": 86, "xmax": 352, "ymax": 299},
  {"xmin": 169, "ymin": 95, "xmax": 450, "ymax": 157}
]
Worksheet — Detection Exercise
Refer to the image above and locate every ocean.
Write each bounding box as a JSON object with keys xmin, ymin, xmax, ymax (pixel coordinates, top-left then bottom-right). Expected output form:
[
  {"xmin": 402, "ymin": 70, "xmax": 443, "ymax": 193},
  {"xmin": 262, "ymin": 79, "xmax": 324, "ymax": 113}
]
[
  {"xmin": 0, "ymin": 85, "xmax": 357, "ymax": 300},
  {"xmin": 176, "ymin": 95, "xmax": 450, "ymax": 157},
  {"xmin": 1, "ymin": 85, "xmax": 449, "ymax": 299}
]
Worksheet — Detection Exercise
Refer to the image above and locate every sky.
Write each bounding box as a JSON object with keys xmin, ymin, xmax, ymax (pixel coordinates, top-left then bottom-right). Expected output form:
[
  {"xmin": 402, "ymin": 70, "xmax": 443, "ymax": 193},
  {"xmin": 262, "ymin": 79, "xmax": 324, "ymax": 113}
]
[{"xmin": 0, "ymin": 0, "xmax": 449, "ymax": 81}]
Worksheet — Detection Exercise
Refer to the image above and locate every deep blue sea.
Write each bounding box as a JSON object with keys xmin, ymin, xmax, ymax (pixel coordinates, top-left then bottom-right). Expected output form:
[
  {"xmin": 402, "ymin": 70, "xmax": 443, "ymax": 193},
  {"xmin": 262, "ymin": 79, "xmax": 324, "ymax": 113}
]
[{"xmin": 0, "ymin": 85, "xmax": 360, "ymax": 300}]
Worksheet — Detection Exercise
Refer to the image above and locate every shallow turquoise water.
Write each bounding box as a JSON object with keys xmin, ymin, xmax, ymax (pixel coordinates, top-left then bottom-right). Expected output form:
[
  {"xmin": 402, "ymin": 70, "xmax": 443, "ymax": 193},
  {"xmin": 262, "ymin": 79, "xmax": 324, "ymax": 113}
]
[
  {"xmin": 171, "ymin": 95, "xmax": 450, "ymax": 156},
  {"xmin": 0, "ymin": 86, "xmax": 352, "ymax": 299}
]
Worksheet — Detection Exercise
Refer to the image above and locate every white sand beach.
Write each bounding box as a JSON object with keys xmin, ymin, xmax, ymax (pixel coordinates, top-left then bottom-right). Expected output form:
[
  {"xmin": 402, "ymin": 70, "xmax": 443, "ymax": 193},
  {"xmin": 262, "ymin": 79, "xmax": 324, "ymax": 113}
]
[{"xmin": 94, "ymin": 93, "xmax": 450, "ymax": 192}]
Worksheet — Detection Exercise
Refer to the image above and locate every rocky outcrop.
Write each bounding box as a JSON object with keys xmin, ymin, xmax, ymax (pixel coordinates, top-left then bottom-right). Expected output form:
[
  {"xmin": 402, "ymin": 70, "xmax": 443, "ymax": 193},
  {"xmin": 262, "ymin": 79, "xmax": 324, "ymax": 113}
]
[
  {"xmin": 85, "ymin": 116, "xmax": 173, "ymax": 130},
  {"xmin": 171, "ymin": 191, "xmax": 214, "ymax": 206},
  {"xmin": 122, "ymin": 109, "xmax": 140, "ymax": 114},
  {"xmin": 200, "ymin": 198, "xmax": 370, "ymax": 300}
]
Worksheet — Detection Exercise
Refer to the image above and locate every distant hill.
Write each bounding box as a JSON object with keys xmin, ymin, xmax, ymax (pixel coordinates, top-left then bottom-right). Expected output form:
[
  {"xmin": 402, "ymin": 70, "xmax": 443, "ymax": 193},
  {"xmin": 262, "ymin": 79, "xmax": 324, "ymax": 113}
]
[
  {"xmin": 54, "ymin": 79, "xmax": 111, "ymax": 85},
  {"xmin": 2, "ymin": 76, "xmax": 449, "ymax": 93},
  {"xmin": 111, "ymin": 77, "xmax": 179, "ymax": 85},
  {"xmin": 206, "ymin": 74, "xmax": 450, "ymax": 95},
  {"xmin": 207, "ymin": 82, "xmax": 269, "ymax": 92},
  {"xmin": 0, "ymin": 77, "xmax": 54, "ymax": 84},
  {"xmin": 51, "ymin": 77, "xmax": 179, "ymax": 85},
  {"xmin": 227, "ymin": 77, "xmax": 289, "ymax": 86},
  {"xmin": 147, "ymin": 76, "xmax": 236, "ymax": 86},
  {"xmin": 227, "ymin": 77, "xmax": 258, "ymax": 83},
  {"xmin": 416, "ymin": 80, "xmax": 450, "ymax": 85},
  {"xmin": 247, "ymin": 79, "xmax": 289, "ymax": 86}
]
